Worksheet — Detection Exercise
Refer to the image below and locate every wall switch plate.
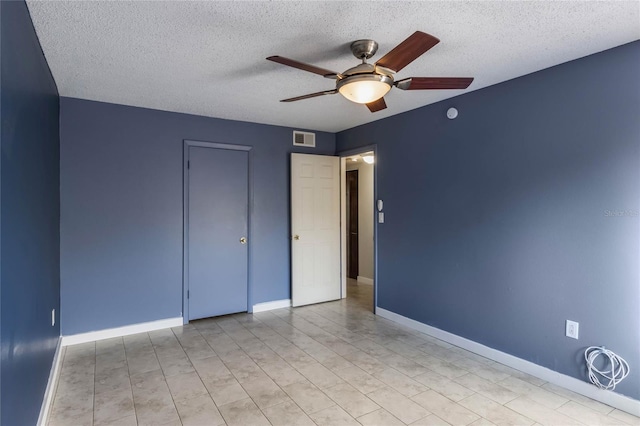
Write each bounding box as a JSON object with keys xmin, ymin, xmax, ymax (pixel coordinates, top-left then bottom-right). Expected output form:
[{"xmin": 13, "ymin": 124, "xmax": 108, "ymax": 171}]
[
  {"xmin": 52, "ymin": 309, "xmax": 56, "ymax": 327},
  {"xmin": 378, "ymin": 212, "xmax": 384, "ymax": 223},
  {"xmin": 566, "ymin": 320, "xmax": 579, "ymax": 339}
]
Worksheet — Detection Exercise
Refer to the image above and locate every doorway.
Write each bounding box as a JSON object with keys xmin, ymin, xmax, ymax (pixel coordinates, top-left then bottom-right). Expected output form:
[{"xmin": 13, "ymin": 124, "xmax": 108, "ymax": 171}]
[
  {"xmin": 346, "ymin": 170, "xmax": 359, "ymax": 279},
  {"xmin": 183, "ymin": 140, "xmax": 251, "ymax": 322},
  {"xmin": 342, "ymin": 149, "xmax": 376, "ymax": 312}
]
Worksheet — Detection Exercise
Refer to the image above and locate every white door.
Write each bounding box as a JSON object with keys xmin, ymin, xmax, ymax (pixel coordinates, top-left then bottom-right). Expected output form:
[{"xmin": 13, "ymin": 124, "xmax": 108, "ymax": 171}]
[{"xmin": 291, "ymin": 153, "xmax": 341, "ymax": 307}]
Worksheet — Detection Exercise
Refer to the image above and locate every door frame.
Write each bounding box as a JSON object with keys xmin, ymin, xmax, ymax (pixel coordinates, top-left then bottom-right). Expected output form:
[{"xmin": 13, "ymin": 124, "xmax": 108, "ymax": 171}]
[
  {"xmin": 182, "ymin": 139, "xmax": 253, "ymax": 324},
  {"xmin": 338, "ymin": 144, "xmax": 378, "ymax": 312}
]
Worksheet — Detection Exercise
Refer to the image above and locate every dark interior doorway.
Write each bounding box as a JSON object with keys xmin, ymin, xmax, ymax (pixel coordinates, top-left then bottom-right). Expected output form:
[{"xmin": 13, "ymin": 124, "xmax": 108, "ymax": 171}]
[{"xmin": 347, "ymin": 170, "xmax": 359, "ymax": 279}]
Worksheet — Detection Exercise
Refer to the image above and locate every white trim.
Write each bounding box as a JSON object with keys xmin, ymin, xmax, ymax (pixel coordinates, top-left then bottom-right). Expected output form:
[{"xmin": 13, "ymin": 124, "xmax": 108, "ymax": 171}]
[
  {"xmin": 357, "ymin": 276, "xmax": 374, "ymax": 285},
  {"xmin": 252, "ymin": 299, "xmax": 291, "ymax": 313},
  {"xmin": 37, "ymin": 337, "xmax": 63, "ymax": 426},
  {"xmin": 61, "ymin": 317, "xmax": 183, "ymax": 346},
  {"xmin": 340, "ymin": 157, "xmax": 347, "ymax": 299},
  {"xmin": 376, "ymin": 307, "xmax": 640, "ymax": 416}
]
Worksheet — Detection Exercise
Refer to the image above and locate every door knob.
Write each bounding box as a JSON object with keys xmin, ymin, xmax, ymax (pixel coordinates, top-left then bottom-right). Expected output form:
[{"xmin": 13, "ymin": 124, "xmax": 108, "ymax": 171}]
[
  {"xmin": 293, "ymin": 235, "xmax": 300, "ymax": 240},
  {"xmin": 240, "ymin": 237, "xmax": 247, "ymax": 244}
]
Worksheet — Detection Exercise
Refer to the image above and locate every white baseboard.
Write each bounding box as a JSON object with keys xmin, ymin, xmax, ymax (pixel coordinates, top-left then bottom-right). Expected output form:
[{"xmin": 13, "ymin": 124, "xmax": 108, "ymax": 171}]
[
  {"xmin": 37, "ymin": 337, "xmax": 63, "ymax": 426},
  {"xmin": 357, "ymin": 276, "xmax": 374, "ymax": 285},
  {"xmin": 61, "ymin": 317, "xmax": 183, "ymax": 346},
  {"xmin": 376, "ymin": 307, "xmax": 640, "ymax": 416},
  {"xmin": 253, "ymin": 299, "xmax": 291, "ymax": 313}
]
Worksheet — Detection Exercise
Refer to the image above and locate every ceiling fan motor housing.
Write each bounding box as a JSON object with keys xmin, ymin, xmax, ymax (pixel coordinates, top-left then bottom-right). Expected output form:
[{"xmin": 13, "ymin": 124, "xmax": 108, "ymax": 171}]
[{"xmin": 350, "ymin": 39, "xmax": 379, "ymax": 60}]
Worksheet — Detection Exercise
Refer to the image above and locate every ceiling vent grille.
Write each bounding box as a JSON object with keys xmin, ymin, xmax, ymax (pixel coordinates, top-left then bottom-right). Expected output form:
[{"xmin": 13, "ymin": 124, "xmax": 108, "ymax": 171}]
[{"xmin": 293, "ymin": 131, "xmax": 316, "ymax": 148}]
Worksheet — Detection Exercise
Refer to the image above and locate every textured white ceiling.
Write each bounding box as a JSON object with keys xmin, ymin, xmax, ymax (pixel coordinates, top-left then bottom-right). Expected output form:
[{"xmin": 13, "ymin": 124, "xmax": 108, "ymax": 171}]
[{"xmin": 27, "ymin": 1, "xmax": 639, "ymax": 133}]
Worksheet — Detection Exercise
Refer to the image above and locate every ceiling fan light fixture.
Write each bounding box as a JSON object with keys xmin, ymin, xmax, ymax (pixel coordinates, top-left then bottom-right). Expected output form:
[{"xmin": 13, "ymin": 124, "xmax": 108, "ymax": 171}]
[
  {"xmin": 337, "ymin": 74, "xmax": 392, "ymax": 104},
  {"xmin": 362, "ymin": 155, "xmax": 374, "ymax": 164}
]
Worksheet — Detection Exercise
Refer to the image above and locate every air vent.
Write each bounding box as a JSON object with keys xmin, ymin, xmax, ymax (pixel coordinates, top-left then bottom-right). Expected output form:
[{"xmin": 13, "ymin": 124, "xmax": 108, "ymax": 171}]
[{"xmin": 293, "ymin": 131, "xmax": 315, "ymax": 148}]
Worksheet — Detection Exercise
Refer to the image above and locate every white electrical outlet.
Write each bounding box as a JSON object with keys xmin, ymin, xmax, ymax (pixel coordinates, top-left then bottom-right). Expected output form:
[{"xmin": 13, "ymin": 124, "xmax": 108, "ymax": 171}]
[
  {"xmin": 566, "ymin": 320, "xmax": 579, "ymax": 339},
  {"xmin": 52, "ymin": 309, "xmax": 55, "ymax": 327}
]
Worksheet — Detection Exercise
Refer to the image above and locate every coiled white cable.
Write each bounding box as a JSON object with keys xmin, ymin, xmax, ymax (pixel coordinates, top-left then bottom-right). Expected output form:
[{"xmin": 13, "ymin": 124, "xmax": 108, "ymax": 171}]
[{"xmin": 584, "ymin": 346, "xmax": 630, "ymax": 390}]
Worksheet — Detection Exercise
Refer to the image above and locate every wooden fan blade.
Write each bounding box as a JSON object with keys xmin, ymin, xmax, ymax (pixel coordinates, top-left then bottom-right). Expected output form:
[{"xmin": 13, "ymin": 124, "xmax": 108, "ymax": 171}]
[
  {"xmin": 366, "ymin": 97, "xmax": 387, "ymax": 113},
  {"xmin": 375, "ymin": 31, "xmax": 440, "ymax": 73},
  {"xmin": 267, "ymin": 56, "xmax": 338, "ymax": 78},
  {"xmin": 281, "ymin": 90, "xmax": 338, "ymax": 102},
  {"xmin": 395, "ymin": 77, "xmax": 474, "ymax": 90}
]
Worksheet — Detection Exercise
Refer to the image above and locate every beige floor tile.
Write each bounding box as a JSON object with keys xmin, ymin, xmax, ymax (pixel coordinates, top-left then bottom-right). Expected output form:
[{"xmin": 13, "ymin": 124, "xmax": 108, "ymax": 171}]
[
  {"xmin": 412, "ymin": 389, "xmax": 480, "ymax": 426},
  {"xmin": 558, "ymin": 400, "xmax": 631, "ymax": 425},
  {"xmin": 190, "ymin": 355, "xmax": 228, "ymax": 378},
  {"xmin": 94, "ymin": 365, "xmax": 131, "ymax": 395},
  {"xmin": 181, "ymin": 340, "xmax": 218, "ymax": 360},
  {"xmin": 201, "ymin": 374, "xmax": 249, "ymax": 406},
  {"xmin": 458, "ymin": 393, "xmax": 534, "ymax": 426},
  {"xmin": 379, "ymin": 353, "xmax": 431, "ymax": 377},
  {"xmin": 540, "ymin": 382, "xmax": 614, "ymax": 415},
  {"xmin": 309, "ymin": 405, "xmax": 361, "ymax": 426},
  {"xmin": 411, "ymin": 414, "xmax": 454, "ymax": 425},
  {"xmin": 65, "ymin": 341, "xmax": 96, "ymax": 357},
  {"xmin": 357, "ymin": 408, "xmax": 405, "ymax": 426},
  {"xmin": 134, "ymin": 396, "xmax": 181, "ymax": 426},
  {"xmin": 297, "ymin": 362, "xmax": 345, "ymax": 389},
  {"xmin": 243, "ymin": 342, "xmax": 281, "ymax": 364},
  {"xmin": 315, "ymin": 337, "xmax": 359, "ymax": 357},
  {"xmin": 368, "ymin": 386, "xmax": 431, "ymax": 424},
  {"xmin": 262, "ymin": 400, "xmax": 316, "ymax": 426},
  {"xmin": 225, "ymin": 356, "xmax": 269, "ymax": 383},
  {"xmin": 334, "ymin": 366, "xmax": 386, "ymax": 394},
  {"xmin": 468, "ymin": 365, "xmax": 511, "ymax": 383},
  {"xmin": 48, "ymin": 392, "xmax": 94, "ymax": 426},
  {"xmin": 374, "ymin": 367, "xmax": 430, "ymax": 397},
  {"xmin": 158, "ymin": 353, "xmax": 195, "ymax": 377},
  {"xmin": 343, "ymin": 350, "xmax": 388, "ymax": 374},
  {"xmin": 489, "ymin": 364, "xmax": 546, "ymax": 387},
  {"xmin": 505, "ymin": 397, "xmax": 582, "ymax": 426},
  {"xmin": 469, "ymin": 419, "xmax": 498, "ymax": 426},
  {"xmin": 95, "ymin": 351, "xmax": 127, "ymax": 374},
  {"xmin": 414, "ymin": 369, "xmax": 475, "ymax": 402},
  {"xmin": 130, "ymin": 368, "xmax": 168, "ymax": 398},
  {"xmin": 281, "ymin": 380, "xmax": 336, "ymax": 414},
  {"xmin": 608, "ymin": 409, "xmax": 640, "ymax": 425},
  {"xmin": 454, "ymin": 373, "xmax": 519, "ymax": 404},
  {"xmin": 165, "ymin": 371, "xmax": 208, "ymax": 402},
  {"xmin": 127, "ymin": 352, "xmax": 161, "ymax": 376},
  {"xmin": 277, "ymin": 345, "xmax": 318, "ymax": 369},
  {"xmin": 353, "ymin": 338, "xmax": 395, "ymax": 358},
  {"xmin": 321, "ymin": 355, "xmax": 356, "ymax": 372},
  {"xmin": 260, "ymin": 359, "xmax": 309, "ymax": 387},
  {"xmin": 417, "ymin": 355, "xmax": 470, "ymax": 379},
  {"xmin": 131, "ymin": 371, "xmax": 181, "ymax": 426},
  {"xmin": 499, "ymin": 377, "xmax": 568, "ymax": 409},
  {"xmin": 218, "ymin": 397, "xmax": 271, "ymax": 426},
  {"xmin": 94, "ymin": 414, "xmax": 138, "ymax": 426},
  {"xmin": 324, "ymin": 382, "xmax": 380, "ymax": 418},
  {"xmin": 241, "ymin": 375, "xmax": 290, "ymax": 409},
  {"xmin": 93, "ymin": 387, "xmax": 135, "ymax": 426},
  {"xmin": 174, "ymin": 394, "xmax": 225, "ymax": 426}
]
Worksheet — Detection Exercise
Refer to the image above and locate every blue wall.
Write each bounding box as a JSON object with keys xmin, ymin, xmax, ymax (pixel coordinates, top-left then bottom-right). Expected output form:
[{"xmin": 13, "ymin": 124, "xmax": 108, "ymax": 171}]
[
  {"xmin": 60, "ymin": 98, "xmax": 335, "ymax": 335},
  {"xmin": 1, "ymin": 1, "xmax": 61, "ymax": 424},
  {"xmin": 337, "ymin": 42, "xmax": 640, "ymax": 399}
]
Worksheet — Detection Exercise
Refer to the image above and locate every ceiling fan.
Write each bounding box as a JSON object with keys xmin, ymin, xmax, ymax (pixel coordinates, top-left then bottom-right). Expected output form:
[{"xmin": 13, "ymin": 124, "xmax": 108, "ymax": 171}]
[{"xmin": 267, "ymin": 31, "xmax": 474, "ymax": 113}]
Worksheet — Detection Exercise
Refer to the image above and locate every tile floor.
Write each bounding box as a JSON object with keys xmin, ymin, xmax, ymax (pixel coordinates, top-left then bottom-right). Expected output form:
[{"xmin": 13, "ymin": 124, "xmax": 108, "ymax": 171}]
[{"xmin": 48, "ymin": 280, "xmax": 639, "ymax": 426}]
